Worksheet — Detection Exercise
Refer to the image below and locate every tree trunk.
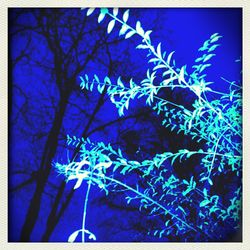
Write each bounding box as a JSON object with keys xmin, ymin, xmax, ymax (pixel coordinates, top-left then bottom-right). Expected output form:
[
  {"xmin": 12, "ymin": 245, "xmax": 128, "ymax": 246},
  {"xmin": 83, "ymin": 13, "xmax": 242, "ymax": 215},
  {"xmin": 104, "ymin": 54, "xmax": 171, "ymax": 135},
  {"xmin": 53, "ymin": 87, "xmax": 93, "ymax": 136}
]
[
  {"xmin": 41, "ymin": 181, "xmax": 67, "ymax": 241},
  {"xmin": 20, "ymin": 93, "xmax": 69, "ymax": 242}
]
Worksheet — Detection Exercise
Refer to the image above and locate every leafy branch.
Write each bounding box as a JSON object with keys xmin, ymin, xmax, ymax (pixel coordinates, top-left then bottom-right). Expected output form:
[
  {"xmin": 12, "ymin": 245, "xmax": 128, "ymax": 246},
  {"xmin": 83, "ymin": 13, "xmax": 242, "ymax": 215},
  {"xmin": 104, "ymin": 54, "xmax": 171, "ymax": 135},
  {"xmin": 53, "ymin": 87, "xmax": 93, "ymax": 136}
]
[{"xmin": 54, "ymin": 8, "xmax": 242, "ymax": 242}]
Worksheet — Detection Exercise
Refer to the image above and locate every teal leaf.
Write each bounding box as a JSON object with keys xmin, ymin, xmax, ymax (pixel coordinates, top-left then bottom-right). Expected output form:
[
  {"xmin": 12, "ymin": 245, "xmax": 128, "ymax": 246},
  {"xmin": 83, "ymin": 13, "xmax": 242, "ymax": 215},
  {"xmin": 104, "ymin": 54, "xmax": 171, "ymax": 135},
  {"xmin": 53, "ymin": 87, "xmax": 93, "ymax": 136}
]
[
  {"xmin": 178, "ymin": 66, "xmax": 186, "ymax": 83},
  {"xmin": 141, "ymin": 199, "xmax": 148, "ymax": 204},
  {"xmin": 136, "ymin": 21, "xmax": 144, "ymax": 36},
  {"xmin": 210, "ymin": 33, "xmax": 219, "ymax": 39},
  {"xmin": 107, "ymin": 20, "xmax": 115, "ymax": 34},
  {"xmin": 98, "ymin": 12, "xmax": 106, "ymax": 23},
  {"xmin": 211, "ymin": 195, "xmax": 219, "ymax": 205},
  {"xmin": 125, "ymin": 30, "xmax": 136, "ymax": 39},
  {"xmin": 119, "ymin": 24, "xmax": 129, "ymax": 36},
  {"xmin": 68, "ymin": 229, "xmax": 96, "ymax": 243},
  {"xmin": 118, "ymin": 148, "xmax": 122, "ymax": 157},
  {"xmin": 88, "ymin": 233, "xmax": 97, "ymax": 241},
  {"xmin": 86, "ymin": 8, "xmax": 95, "ymax": 16},
  {"xmin": 178, "ymin": 206, "xmax": 187, "ymax": 215},
  {"xmin": 210, "ymin": 35, "xmax": 222, "ymax": 43},
  {"xmin": 200, "ymin": 200, "xmax": 210, "ymax": 207},
  {"xmin": 208, "ymin": 178, "xmax": 213, "ymax": 186},
  {"xmin": 195, "ymin": 55, "xmax": 206, "ymax": 63},
  {"xmin": 100, "ymin": 8, "xmax": 109, "ymax": 15},
  {"xmin": 203, "ymin": 188, "xmax": 208, "ymax": 198},
  {"xmin": 80, "ymin": 76, "xmax": 85, "ymax": 88},
  {"xmin": 165, "ymin": 220, "xmax": 170, "ymax": 227},
  {"xmin": 203, "ymin": 54, "xmax": 216, "ymax": 62},
  {"xmin": 104, "ymin": 76, "xmax": 111, "ymax": 84},
  {"xmin": 68, "ymin": 230, "xmax": 80, "ymax": 243},
  {"xmin": 73, "ymin": 176, "xmax": 85, "ymax": 189},
  {"xmin": 153, "ymin": 64, "xmax": 165, "ymax": 71},
  {"xmin": 117, "ymin": 76, "xmax": 124, "ymax": 87},
  {"xmin": 94, "ymin": 74, "xmax": 100, "ymax": 83},
  {"xmin": 167, "ymin": 51, "xmax": 175, "ymax": 65},
  {"xmin": 208, "ymin": 44, "xmax": 220, "ymax": 52},
  {"xmin": 136, "ymin": 44, "xmax": 149, "ymax": 49},
  {"xmin": 157, "ymin": 43, "xmax": 162, "ymax": 57},
  {"xmin": 182, "ymin": 188, "xmax": 191, "ymax": 196},
  {"xmin": 123, "ymin": 9, "xmax": 129, "ymax": 22},
  {"xmin": 199, "ymin": 64, "xmax": 211, "ymax": 73},
  {"xmin": 144, "ymin": 30, "xmax": 152, "ymax": 42},
  {"xmin": 113, "ymin": 8, "xmax": 118, "ymax": 17}
]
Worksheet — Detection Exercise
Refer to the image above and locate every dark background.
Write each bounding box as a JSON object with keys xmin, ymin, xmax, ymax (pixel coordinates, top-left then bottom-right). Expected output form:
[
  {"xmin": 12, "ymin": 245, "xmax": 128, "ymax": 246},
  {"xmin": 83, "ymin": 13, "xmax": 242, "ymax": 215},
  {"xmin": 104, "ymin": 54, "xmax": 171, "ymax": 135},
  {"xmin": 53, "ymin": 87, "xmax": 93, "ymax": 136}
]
[{"xmin": 8, "ymin": 8, "xmax": 242, "ymax": 242}]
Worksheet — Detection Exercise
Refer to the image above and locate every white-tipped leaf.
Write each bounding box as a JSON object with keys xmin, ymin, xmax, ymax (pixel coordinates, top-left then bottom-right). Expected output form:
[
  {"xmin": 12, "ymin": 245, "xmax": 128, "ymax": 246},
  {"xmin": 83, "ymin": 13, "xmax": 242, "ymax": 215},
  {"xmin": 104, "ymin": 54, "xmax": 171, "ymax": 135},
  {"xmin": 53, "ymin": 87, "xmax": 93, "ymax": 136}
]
[
  {"xmin": 113, "ymin": 8, "xmax": 118, "ymax": 17},
  {"xmin": 86, "ymin": 8, "xmax": 95, "ymax": 16},
  {"xmin": 68, "ymin": 230, "xmax": 81, "ymax": 243},
  {"xmin": 107, "ymin": 20, "xmax": 115, "ymax": 34},
  {"xmin": 123, "ymin": 10, "xmax": 129, "ymax": 22}
]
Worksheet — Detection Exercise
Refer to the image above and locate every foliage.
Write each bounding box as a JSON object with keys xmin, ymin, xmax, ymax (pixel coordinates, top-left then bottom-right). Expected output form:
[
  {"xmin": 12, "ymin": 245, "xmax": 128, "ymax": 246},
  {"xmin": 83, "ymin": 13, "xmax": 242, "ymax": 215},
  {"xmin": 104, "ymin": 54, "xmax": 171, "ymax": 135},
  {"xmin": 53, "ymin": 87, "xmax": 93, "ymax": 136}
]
[{"xmin": 54, "ymin": 8, "xmax": 242, "ymax": 242}]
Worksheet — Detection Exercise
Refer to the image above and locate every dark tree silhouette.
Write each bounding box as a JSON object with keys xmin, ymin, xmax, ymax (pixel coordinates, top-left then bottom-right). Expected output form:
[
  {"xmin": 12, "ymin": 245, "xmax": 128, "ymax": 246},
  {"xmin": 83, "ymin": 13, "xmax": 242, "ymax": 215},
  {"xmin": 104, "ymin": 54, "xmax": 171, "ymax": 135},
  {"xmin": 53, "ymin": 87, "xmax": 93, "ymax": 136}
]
[{"xmin": 9, "ymin": 8, "xmax": 160, "ymax": 241}]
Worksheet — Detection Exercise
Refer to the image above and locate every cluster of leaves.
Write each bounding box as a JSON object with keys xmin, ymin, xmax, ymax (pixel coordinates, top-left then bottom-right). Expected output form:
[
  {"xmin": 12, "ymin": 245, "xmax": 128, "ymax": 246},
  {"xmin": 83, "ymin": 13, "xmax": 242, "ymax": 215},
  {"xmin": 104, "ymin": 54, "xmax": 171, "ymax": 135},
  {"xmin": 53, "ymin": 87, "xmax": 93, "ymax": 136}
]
[{"xmin": 55, "ymin": 8, "xmax": 242, "ymax": 242}]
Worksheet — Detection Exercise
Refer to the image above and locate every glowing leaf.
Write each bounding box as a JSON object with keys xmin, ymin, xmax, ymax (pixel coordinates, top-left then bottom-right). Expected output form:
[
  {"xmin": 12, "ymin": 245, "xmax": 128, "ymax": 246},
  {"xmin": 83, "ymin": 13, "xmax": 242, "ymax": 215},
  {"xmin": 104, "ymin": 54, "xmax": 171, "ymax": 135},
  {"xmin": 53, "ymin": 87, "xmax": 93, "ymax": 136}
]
[
  {"xmin": 144, "ymin": 30, "xmax": 152, "ymax": 42},
  {"xmin": 98, "ymin": 12, "xmax": 106, "ymax": 23},
  {"xmin": 200, "ymin": 200, "xmax": 210, "ymax": 207},
  {"xmin": 157, "ymin": 43, "xmax": 162, "ymax": 57},
  {"xmin": 125, "ymin": 30, "xmax": 136, "ymax": 39},
  {"xmin": 153, "ymin": 64, "xmax": 165, "ymax": 71},
  {"xmin": 107, "ymin": 20, "xmax": 115, "ymax": 34},
  {"xmin": 119, "ymin": 24, "xmax": 129, "ymax": 36},
  {"xmin": 178, "ymin": 206, "xmax": 186, "ymax": 215},
  {"xmin": 100, "ymin": 8, "xmax": 108, "ymax": 14},
  {"xmin": 165, "ymin": 220, "xmax": 170, "ymax": 227},
  {"xmin": 208, "ymin": 178, "xmax": 213, "ymax": 186},
  {"xmin": 210, "ymin": 33, "xmax": 219, "ymax": 39},
  {"xmin": 203, "ymin": 54, "xmax": 216, "ymax": 62},
  {"xmin": 73, "ymin": 175, "xmax": 86, "ymax": 189},
  {"xmin": 79, "ymin": 76, "xmax": 85, "ymax": 89},
  {"xmin": 117, "ymin": 77, "xmax": 124, "ymax": 87},
  {"xmin": 210, "ymin": 35, "xmax": 222, "ymax": 43},
  {"xmin": 208, "ymin": 44, "xmax": 220, "ymax": 52},
  {"xmin": 117, "ymin": 148, "xmax": 122, "ymax": 157},
  {"xmin": 94, "ymin": 74, "xmax": 100, "ymax": 83},
  {"xmin": 88, "ymin": 232, "xmax": 97, "ymax": 241},
  {"xmin": 136, "ymin": 21, "xmax": 144, "ymax": 36},
  {"xmin": 98, "ymin": 8, "xmax": 108, "ymax": 23},
  {"xmin": 125, "ymin": 99, "xmax": 129, "ymax": 110},
  {"xmin": 86, "ymin": 8, "xmax": 95, "ymax": 16},
  {"xmin": 199, "ymin": 64, "xmax": 211, "ymax": 73},
  {"xmin": 113, "ymin": 8, "xmax": 118, "ymax": 17},
  {"xmin": 203, "ymin": 188, "xmax": 208, "ymax": 198},
  {"xmin": 167, "ymin": 51, "xmax": 175, "ymax": 65},
  {"xmin": 178, "ymin": 66, "xmax": 186, "ymax": 83},
  {"xmin": 136, "ymin": 44, "xmax": 149, "ymax": 49},
  {"xmin": 68, "ymin": 230, "xmax": 80, "ymax": 243},
  {"xmin": 104, "ymin": 76, "xmax": 111, "ymax": 84},
  {"xmin": 123, "ymin": 9, "xmax": 129, "ymax": 22}
]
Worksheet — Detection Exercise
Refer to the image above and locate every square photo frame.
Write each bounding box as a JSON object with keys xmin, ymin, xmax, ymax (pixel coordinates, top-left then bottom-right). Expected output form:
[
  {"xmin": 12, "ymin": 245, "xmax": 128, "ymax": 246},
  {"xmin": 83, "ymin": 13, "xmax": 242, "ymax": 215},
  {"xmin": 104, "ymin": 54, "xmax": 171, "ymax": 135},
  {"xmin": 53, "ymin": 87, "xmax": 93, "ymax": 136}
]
[{"xmin": 1, "ymin": 0, "xmax": 249, "ymax": 249}]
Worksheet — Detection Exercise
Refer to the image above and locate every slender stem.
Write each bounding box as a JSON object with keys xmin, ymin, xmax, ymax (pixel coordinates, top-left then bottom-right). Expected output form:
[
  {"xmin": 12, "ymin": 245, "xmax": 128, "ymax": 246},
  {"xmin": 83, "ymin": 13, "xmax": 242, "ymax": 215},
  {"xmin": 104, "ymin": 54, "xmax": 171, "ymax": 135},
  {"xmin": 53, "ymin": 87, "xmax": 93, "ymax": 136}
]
[
  {"xmin": 188, "ymin": 150, "xmax": 241, "ymax": 159},
  {"xmin": 221, "ymin": 77, "xmax": 242, "ymax": 89},
  {"xmin": 82, "ymin": 179, "xmax": 92, "ymax": 242},
  {"xmin": 207, "ymin": 129, "xmax": 229, "ymax": 179},
  {"xmin": 160, "ymin": 150, "xmax": 241, "ymax": 161}
]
